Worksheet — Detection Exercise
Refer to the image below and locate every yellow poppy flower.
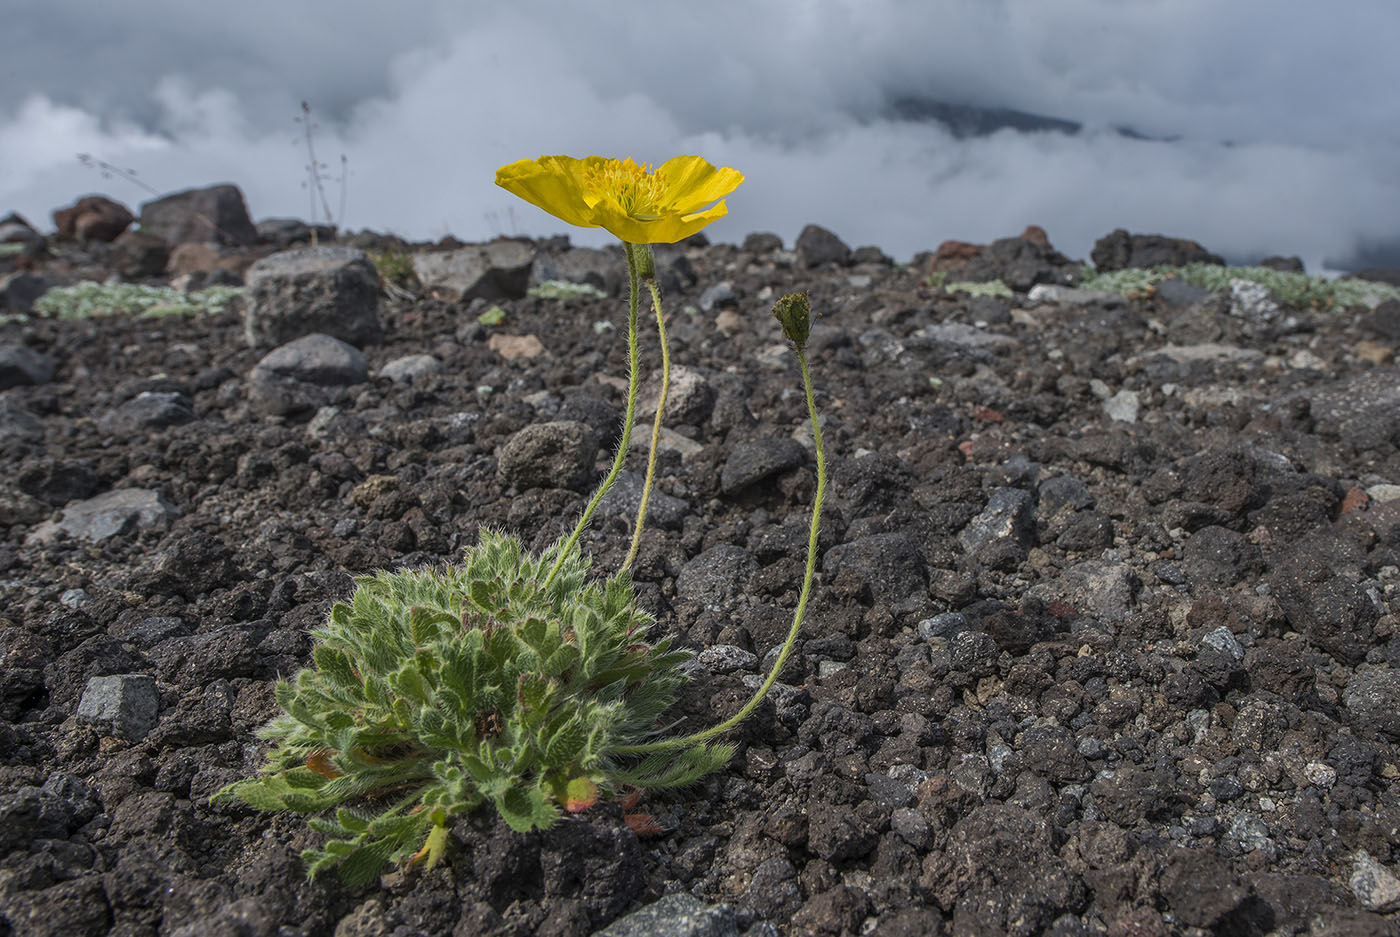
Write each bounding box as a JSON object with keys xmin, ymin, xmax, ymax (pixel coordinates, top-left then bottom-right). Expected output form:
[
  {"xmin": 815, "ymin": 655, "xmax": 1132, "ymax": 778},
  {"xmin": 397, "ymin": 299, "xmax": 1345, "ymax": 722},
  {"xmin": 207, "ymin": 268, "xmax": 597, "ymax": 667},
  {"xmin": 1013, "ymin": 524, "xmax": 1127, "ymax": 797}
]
[{"xmin": 495, "ymin": 155, "xmax": 744, "ymax": 244}]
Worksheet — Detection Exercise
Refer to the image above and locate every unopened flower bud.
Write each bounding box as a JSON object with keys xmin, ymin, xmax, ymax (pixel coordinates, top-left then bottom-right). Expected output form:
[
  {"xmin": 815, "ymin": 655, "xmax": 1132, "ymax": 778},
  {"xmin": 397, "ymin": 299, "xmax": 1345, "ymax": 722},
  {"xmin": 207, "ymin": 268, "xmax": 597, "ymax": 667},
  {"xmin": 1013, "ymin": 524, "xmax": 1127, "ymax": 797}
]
[
  {"xmin": 636, "ymin": 244, "xmax": 657, "ymax": 281},
  {"xmin": 772, "ymin": 292, "xmax": 812, "ymax": 346}
]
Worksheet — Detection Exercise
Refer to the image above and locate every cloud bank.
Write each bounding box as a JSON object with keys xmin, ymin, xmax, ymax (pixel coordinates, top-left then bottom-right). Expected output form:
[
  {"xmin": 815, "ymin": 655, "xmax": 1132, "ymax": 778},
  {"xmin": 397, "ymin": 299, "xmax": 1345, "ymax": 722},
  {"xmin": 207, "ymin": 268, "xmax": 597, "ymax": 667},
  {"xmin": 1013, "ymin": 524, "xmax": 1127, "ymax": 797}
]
[{"xmin": 4, "ymin": 0, "xmax": 1398, "ymax": 269}]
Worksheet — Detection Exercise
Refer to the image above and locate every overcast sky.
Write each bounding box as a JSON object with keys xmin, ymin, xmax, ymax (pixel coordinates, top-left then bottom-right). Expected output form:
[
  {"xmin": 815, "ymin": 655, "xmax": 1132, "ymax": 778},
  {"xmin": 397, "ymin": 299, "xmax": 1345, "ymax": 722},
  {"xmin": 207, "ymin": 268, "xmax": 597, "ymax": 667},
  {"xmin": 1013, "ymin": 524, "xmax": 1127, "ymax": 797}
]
[{"xmin": 3, "ymin": 0, "xmax": 1398, "ymax": 269}]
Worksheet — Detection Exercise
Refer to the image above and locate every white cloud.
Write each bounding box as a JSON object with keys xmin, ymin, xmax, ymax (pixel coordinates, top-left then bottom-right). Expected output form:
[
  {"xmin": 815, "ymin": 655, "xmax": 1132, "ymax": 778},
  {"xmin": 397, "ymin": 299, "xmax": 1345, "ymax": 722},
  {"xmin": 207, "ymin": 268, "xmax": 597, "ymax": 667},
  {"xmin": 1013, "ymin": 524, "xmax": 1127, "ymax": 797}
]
[{"xmin": 3, "ymin": 0, "xmax": 1397, "ymax": 269}]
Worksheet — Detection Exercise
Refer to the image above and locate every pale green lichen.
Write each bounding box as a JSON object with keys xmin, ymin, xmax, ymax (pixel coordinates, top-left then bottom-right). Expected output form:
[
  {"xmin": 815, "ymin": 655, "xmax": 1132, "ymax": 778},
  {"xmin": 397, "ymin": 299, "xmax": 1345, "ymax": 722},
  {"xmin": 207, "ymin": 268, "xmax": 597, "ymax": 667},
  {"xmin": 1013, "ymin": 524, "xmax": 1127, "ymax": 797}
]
[
  {"xmin": 1078, "ymin": 263, "xmax": 1400, "ymax": 309},
  {"xmin": 31, "ymin": 282, "xmax": 244, "ymax": 320}
]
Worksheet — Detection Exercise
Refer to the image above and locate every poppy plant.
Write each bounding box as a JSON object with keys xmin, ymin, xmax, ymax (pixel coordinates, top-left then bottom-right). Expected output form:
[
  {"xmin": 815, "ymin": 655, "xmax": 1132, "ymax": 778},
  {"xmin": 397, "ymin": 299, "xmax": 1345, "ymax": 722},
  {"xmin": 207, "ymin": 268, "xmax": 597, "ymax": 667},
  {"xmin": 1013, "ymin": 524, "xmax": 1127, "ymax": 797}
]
[{"xmin": 497, "ymin": 155, "xmax": 742, "ymax": 578}]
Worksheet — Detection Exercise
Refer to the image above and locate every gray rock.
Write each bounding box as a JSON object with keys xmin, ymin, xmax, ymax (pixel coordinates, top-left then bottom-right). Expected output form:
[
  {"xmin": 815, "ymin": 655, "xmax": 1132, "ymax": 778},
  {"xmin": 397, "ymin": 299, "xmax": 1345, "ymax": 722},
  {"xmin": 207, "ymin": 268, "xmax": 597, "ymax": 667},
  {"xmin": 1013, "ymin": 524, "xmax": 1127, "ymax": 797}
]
[
  {"xmin": 1153, "ymin": 277, "xmax": 1212, "ymax": 308},
  {"xmin": 244, "ymin": 246, "xmax": 382, "ymax": 348},
  {"xmin": 1038, "ymin": 475, "xmax": 1095, "ymax": 515},
  {"xmin": 596, "ymin": 470, "xmax": 689, "ymax": 530},
  {"xmin": 1028, "ymin": 560, "xmax": 1139, "ymax": 624},
  {"xmin": 0, "ymin": 215, "xmax": 44, "ymax": 249},
  {"xmin": 744, "ymin": 232, "xmax": 783, "ymax": 253},
  {"xmin": 1201, "ymin": 626, "xmax": 1245, "ymax": 663},
  {"xmin": 0, "ymin": 398, "xmax": 44, "ymax": 444},
  {"xmin": 824, "ymin": 533, "xmax": 928, "ymax": 606},
  {"xmin": 306, "ymin": 405, "xmax": 366, "ymax": 443},
  {"xmin": 76, "ymin": 673, "xmax": 159, "ymax": 740},
  {"xmin": 496, "ymin": 420, "xmax": 598, "ymax": 492},
  {"xmin": 1300, "ymin": 366, "xmax": 1400, "ymax": 456},
  {"xmin": 1026, "ymin": 284, "xmax": 1123, "ymax": 306},
  {"xmin": 0, "ymin": 272, "xmax": 56, "ymax": 314},
  {"xmin": 113, "ymin": 229, "xmax": 171, "ymax": 278},
  {"xmin": 1102, "ymin": 390, "xmax": 1140, "ymax": 423},
  {"xmin": 912, "ymin": 321, "xmax": 1020, "ymax": 354},
  {"xmin": 918, "ymin": 612, "xmax": 970, "ymax": 641},
  {"xmin": 139, "ymin": 183, "xmax": 258, "ymax": 246},
  {"xmin": 1350, "ymin": 852, "xmax": 1400, "ymax": 912},
  {"xmin": 795, "ymin": 224, "xmax": 852, "ymax": 268},
  {"xmin": 1230, "ymin": 279, "xmax": 1281, "ymax": 323},
  {"xmin": 167, "ymin": 897, "xmax": 276, "ymax": 937},
  {"xmin": 98, "ymin": 391, "xmax": 195, "ymax": 435},
  {"xmin": 593, "ymin": 893, "xmax": 738, "ymax": 937},
  {"xmin": 0, "ymin": 343, "xmax": 56, "ymax": 388},
  {"xmin": 698, "ymin": 644, "xmax": 758, "ymax": 674},
  {"xmin": 530, "ymin": 246, "xmax": 621, "ymax": 295},
  {"xmin": 413, "ymin": 241, "xmax": 536, "ymax": 302},
  {"xmin": 1343, "ymin": 670, "xmax": 1400, "ymax": 741},
  {"xmin": 640, "ymin": 365, "xmax": 714, "ymax": 428},
  {"xmin": 698, "ymin": 281, "xmax": 737, "ymax": 311},
  {"xmin": 677, "ymin": 545, "xmax": 757, "ymax": 606},
  {"xmin": 248, "ymin": 333, "xmax": 369, "ymax": 417},
  {"xmin": 378, "ymin": 353, "xmax": 442, "ymax": 384},
  {"xmin": 25, "ymin": 488, "xmax": 178, "ymax": 546},
  {"xmin": 950, "ymin": 629, "xmax": 999, "ymax": 678},
  {"xmin": 960, "ymin": 487, "xmax": 1035, "ymax": 555},
  {"xmin": 721, "ymin": 437, "xmax": 806, "ymax": 495}
]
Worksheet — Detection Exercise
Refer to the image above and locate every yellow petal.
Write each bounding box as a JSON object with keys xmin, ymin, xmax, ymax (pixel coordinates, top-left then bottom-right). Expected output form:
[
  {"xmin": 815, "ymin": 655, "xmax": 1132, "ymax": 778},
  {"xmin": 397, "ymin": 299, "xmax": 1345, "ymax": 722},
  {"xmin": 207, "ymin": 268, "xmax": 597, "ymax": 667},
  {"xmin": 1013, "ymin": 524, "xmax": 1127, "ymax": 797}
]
[
  {"xmin": 657, "ymin": 156, "xmax": 744, "ymax": 215},
  {"xmin": 495, "ymin": 157, "xmax": 599, "ymax": 230}
]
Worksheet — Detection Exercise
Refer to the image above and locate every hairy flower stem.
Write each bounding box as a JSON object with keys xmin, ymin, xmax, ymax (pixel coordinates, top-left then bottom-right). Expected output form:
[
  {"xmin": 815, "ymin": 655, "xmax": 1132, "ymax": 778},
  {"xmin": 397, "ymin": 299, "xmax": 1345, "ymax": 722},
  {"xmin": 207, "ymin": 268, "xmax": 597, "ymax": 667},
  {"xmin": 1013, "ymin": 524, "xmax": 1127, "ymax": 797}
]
[
  {"xmin": 544, "ymin": 242, "xmax": 643, "ymax": 588},
  {"xmin": 622, "ymin": 264, "xmax": 670, "ymax": 572},
  {"xmin": 612, "ymin": 343, "xmax": 825, "ymax": 755}
]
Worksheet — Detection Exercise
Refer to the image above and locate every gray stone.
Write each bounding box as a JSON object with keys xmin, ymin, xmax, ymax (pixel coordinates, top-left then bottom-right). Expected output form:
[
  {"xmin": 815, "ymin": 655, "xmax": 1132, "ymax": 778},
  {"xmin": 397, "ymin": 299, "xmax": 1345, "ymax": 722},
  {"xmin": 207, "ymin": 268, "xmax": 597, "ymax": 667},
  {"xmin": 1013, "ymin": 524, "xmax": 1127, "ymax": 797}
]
[
  {"xmin": 244, "ymin": 246, "xmax": 383, "ymax": 348},
  {"xmin": 912, "ymin": 321, "xmax": 1020, "ymax": 354},
  {"xmin": 677, "ymin": 545, "xmax": 758, "ymax": 606},
  {"xmin": 0, "ymin": 272, "xmax": 56, "ymax": 314},
  {"xmin": 721, "ymin": 437, "xmax": 806, "ymax": 495},
  {"xmin": 377, "ymin": 353, "xmax": 442, "ymax": 384},
  {"xmin": 960, "ymin": 487, "xmax": 1035, "ymax": 554},
  {"xmin": 596, "ymin": 470, "xmax": 689, "ymax": 530},
  {"xmin": 0, "ymin": 343, "xmax": 56, "ymax": 388},
  {"xmin": 1230, "ymin": 279, "xmax": 1281, "ymax": 323},
  {"xmin": 1026, "ymin": 284, "xmax": 1123, "ymax": 306},
  {"xmin": 698, "ymin": 644, "xmax": 758, "ymax": 674},
  {"xmin": 824, "ymin": 533, "xmax": 928, "ymax": 606},
  {"xmin": 1201, "ymin": 626, "xmax": 1245, "ymax": 663},
  {"xmin": 593, "ymin": 893, "xmax": 738, "ymax": 937},
  {"xmin": 76, "ymin": 673, "xmax": 159, "ymax": 740},
  {"xmin": 1350, "ymin": 852, "xmax": 1400, "ymax": 912},
  {"xmin": 1028, "ymin": 560, "xmax": 1139, "ymax": 624},
  {"xmin": 530, "ymin": 246, "xmax": 622, "ymax": 295},
  {"xmin": 0, "ymin": 398, "xmax": 44, "ymax": 444},
  {"xmin": 97, "ymin": 391, "xmax": 195, "ymax": 435},
  {"xmin": 918, "ymin": 612, "xmax": 970, "ymax": 641},
  {"xmin": 698, "ymin": 281, "xmax": 737, "ymax": 311},
  {"xmin": 496, "ymin": 420, "xmax": 598, "ymax": 492},
  {"xmin": 1038, "ymin": 475, "xmax": 1095, "ymax": 515},
  {"xmin": 1343, "ymin": 670, "xmax": 1400, "ymax": 741},
  {"xmin": 1153, "ymin": 277, "xmax": 1212, "ymax": 307},
  {"xmin": 413, "ymin": 241, "xmax": 536, "ymax": 302},
  {"xmin": 640, "ymin": 364, "xmax": 714, "ymax": 428},
  {"xmin": 795, "ymin": 224, "xmax": 852, "ymax": 268},
  {"xmin": 1102, "ymin": 390, "xmax": 1140, "ymax": 423},
  {"xmin": 139, "ymin": 183, "xmax": 258, "ymax": 246},
  {"xmin": 25, "ymin": 488, "xmax": 178, "ymax": 546},
  {"xmin": 255, "ymin": 217, "xmax": 335, "ymax": 248},
  {"xmin": 248, "ymin": 333, "xmax": 369, "ymax": 417}
]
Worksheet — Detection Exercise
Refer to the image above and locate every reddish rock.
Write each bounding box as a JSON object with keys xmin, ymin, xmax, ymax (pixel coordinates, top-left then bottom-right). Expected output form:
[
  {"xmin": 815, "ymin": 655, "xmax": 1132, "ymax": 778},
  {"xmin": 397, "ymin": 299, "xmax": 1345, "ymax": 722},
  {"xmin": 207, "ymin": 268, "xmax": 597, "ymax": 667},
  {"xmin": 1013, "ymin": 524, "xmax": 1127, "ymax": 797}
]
[
  {"xmin": 1340, "ymin": 487, "xmax": 1369, "ymax": 515},
  {"xmin": 1020, "ymin": 224, "xmax": 1050, "ymax": 246},
  {"xmin": 927, "ymin": 239, "xmax": 986, "ymax": 274},
  {"xmin": 52, "ymin": 195, "xmax": 134, "ymax": 242}
]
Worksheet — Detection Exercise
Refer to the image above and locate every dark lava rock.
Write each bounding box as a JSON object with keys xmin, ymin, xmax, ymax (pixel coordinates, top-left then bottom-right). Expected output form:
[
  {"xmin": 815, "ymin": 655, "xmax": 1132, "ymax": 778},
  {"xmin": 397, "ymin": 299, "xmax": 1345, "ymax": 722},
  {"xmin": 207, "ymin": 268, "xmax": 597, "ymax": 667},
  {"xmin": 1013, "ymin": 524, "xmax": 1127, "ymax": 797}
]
[
  {"xmin": 244, "ymin": 245, "xmax": 383, "ymax": 348},
  {"xmin": 139, "ymin": 183, "xmax": 258, "ymax": 246},
  {"xmin": 823, "ymin": 532, "xmax": 928, "ymax": 606},
  {"xmin": 496, "ymin": 420, "xmax": 599, "ymax": 493},
  {"xmin": 795, "ymin": 224, "xmax": 852, "ymax": 268},
  {"xmin": 1091, "ymin": 228, "xmax": 1225, "ymax": 270},
  {"xmin": 677, "ymin": 544, "xmax": 758, "ymax": 606},
  {"xmin": 0, "ymin": 343, "xmax": 56, "ymax": 388},
  {"xmin": 720, "ymin": 437, "xmax": 807, "ymax": 495}
]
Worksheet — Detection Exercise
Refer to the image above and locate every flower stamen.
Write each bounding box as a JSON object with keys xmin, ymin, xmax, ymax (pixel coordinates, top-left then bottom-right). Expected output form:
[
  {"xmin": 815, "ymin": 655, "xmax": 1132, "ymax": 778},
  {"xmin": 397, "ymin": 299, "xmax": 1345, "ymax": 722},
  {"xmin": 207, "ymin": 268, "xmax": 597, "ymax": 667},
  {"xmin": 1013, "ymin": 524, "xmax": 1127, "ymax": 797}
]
[{"xmin": 583, "ymin": 158, "xmax": 668, "ymax": 218}]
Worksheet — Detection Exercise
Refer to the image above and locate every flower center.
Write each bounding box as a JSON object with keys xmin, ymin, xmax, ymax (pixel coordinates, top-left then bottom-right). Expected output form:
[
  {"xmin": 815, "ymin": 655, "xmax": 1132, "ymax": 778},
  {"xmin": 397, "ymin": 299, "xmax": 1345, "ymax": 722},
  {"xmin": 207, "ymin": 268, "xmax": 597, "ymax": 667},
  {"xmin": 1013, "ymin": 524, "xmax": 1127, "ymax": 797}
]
[{"xmin": 584, "ymin": 158, "xmax": 668, "ymax": 217}]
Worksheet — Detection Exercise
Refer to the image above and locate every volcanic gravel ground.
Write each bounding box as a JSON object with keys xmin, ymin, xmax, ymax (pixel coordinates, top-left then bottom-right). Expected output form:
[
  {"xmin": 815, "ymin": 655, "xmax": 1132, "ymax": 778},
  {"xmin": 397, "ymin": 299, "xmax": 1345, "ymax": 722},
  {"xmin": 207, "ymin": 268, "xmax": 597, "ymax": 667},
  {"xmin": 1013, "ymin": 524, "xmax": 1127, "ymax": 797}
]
[{"xmin": 2, "ymin": 234, "xmax": 1399, "ymax": 937}]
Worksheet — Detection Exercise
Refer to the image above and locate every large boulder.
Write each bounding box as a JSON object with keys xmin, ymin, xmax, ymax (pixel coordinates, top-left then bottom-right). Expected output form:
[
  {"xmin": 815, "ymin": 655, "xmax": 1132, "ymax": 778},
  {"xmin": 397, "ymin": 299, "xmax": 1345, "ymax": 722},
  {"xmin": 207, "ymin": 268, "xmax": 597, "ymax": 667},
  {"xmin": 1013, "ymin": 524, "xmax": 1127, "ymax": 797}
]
[
  {"xmin": 139, "ymin": 184, "xmax": 258, "ymax": 246},
  {"xmin": 247, "ymin": 333, "xmax": 369, "ymax": 417},
  {"xmin": 244, "ymin": 246, "xmax": 382, "ymax": 348}
]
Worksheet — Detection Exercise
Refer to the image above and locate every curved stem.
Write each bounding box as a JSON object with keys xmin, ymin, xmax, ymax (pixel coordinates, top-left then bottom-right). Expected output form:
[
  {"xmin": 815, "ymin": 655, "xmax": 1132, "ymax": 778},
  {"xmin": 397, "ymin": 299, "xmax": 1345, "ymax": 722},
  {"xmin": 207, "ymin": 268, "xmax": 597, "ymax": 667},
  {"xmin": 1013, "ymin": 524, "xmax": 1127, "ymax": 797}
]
[
  {"xmin": 544, "ymin": 241, "xmax": 642, "ymax": 587},
  {"xmin": 612, "ymin": 345, "xmax": 825, "ymax": 754},
  {"xmin": 622, "ymin": 270, "xmax": 670, "ymax": 572}
]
